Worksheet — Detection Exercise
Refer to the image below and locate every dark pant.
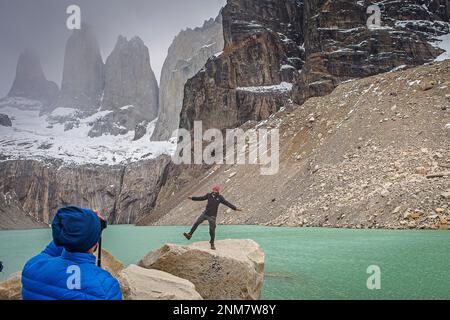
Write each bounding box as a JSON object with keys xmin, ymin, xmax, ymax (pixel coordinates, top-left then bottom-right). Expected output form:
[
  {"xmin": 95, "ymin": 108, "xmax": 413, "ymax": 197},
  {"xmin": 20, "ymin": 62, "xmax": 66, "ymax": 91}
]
[{"xmin": 190, "ymin": 212, "xmax": 217, "ymax": 244}]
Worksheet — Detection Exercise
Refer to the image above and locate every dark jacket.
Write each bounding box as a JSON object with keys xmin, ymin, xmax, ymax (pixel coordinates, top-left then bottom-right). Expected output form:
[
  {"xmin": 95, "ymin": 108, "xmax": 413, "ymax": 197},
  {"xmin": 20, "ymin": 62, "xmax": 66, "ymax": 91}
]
[
  {"xmin": 192, "ymin": 192, "xmax": 237, "ymax": 217},
  {"xmin": 22, "ymin": 241, "xmax": 122, "ymax": 300}
]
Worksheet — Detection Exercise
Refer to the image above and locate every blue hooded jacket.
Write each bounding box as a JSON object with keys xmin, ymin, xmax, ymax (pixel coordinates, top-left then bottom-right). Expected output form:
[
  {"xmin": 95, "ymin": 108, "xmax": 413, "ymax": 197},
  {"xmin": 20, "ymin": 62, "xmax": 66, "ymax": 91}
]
[
  {"xmin": 21, "ymin": 206, "xmax": 122, "ymax": 300},
  {"xmin": 22, "ymin": 241, "xmax": 122, "ymax": 300}
]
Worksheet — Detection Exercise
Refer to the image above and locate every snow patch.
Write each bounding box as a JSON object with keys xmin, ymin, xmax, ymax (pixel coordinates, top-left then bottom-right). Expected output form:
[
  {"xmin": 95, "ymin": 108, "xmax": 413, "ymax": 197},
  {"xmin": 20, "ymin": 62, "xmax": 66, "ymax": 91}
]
[
  {"xmin": 120, "ymin": 105, "xmax": 134, "ymax": 111},
  {"xmin": 408, "ymin": 80, "xmax": 421, "ymax": 86},
  {"xmin": 50, "ymin": 107, "xmax": 78, "ymax": 117},
  {"xmin": 0, "ymin": 98, "xmax": 176, "ymax": 165},
  {"xmin": 236, "ymin": 82, "xmax": 293, "ymax": 93},
  {"xmin": 201, "ymin": 42, "xmax": 216, "ymax": 49},
  {"xmin": 388, "ymin": 65, "xmax": 407, "ymax": 73},
  {"xmin": 431, "ymin": 33, "xmax": 450, "ymax": 62},
  {"xmin": 280, "ymin": 64, "xmax": 295, "ymax": 70}
]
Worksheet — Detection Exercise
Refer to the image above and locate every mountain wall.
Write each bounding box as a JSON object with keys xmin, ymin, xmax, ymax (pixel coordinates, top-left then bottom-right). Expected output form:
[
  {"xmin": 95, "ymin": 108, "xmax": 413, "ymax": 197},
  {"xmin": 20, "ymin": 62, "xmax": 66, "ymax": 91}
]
[
  {"xmin": 179, "ymin": 0, "xmax": 449, "ymax": 133},
  {"xmin": 151, "ymin": 16, "xmax": 224, "ymax": 141},
  {"xmin": 0, "ymin": 156, "xmax": 170, "ymax": 226},
  {"xmin": 89, "ymin": 36, "xmax": 159, "ymax": 137},
  {"xmin": 180, "ymin": 0, "xmax": 304, "ymax": 132},
  {"xmin": 53, "ymin": 25, "xmax": 105, "ymax": 112},
  {"xmin": 294, "ymin": 0, "xmax": 449, "ymax": 104}
]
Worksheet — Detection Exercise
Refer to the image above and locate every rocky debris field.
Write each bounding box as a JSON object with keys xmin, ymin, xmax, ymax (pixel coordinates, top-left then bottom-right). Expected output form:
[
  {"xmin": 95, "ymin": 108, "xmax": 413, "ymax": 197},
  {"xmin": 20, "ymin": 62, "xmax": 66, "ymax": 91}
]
[
  {"xmin": 269, "ymin": 60, "xmax": 450, "ymax": 229},
  {"xmin": 149, "ymin": 60, "xmax": 449, "ymax": 230}
]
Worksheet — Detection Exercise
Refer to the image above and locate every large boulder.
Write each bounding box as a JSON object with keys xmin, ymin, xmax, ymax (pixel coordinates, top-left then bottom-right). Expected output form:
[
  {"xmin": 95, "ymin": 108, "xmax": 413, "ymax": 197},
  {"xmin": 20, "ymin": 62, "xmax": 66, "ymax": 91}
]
[
  {"xmin": 94, "ymin": 248, "xmax": 125, "ymax": 277},
  {"xmin": 0, "ymin": 272, "xmax": 22, "ymax": 300},
  {"xmin": 117, "ymin": 264, "xmax": 203, "ymax": 300},
  {"xmin": 138, "ymin": 239, "xmax": 265, "ymax": 300}
]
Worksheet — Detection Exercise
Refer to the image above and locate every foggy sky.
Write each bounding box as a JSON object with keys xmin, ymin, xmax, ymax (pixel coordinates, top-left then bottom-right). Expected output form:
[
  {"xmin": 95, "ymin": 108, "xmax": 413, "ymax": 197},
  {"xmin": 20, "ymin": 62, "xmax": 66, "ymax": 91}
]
[{"xmin": 0, "ymin": 0, "xmax": 226, "ymax": 97}]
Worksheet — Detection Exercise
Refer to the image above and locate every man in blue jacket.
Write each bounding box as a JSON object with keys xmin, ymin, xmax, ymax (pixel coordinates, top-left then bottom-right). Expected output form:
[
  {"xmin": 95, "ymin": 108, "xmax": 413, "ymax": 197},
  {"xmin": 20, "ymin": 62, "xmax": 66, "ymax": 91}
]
[{"xmin": 21, "ymin": 206, "xmax": 122, "ymax": 300}]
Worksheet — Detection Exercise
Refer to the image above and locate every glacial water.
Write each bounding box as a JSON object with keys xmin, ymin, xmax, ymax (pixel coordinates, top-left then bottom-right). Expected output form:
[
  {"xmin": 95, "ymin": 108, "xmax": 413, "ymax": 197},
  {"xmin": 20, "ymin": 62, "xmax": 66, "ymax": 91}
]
[{"xmin": 1, "ymin": 225, "xmax": 449, "ymax": 300}]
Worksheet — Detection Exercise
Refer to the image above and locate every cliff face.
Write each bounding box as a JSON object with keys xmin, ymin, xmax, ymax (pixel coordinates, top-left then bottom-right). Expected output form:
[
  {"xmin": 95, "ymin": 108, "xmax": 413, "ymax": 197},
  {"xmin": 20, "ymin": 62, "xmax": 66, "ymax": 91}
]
[
  {"xmin": 0, "ymin": 156, "xmax": 170, "ymax": 226},
  {"xmin": 294, "ymin": 0, "xmax": 449, "ymax": 103},
  {"xmin": 89, "ymin": 36, "xmax": 159, "ymax": 137},
  {"xmin": 179, "ymin": 0, "xmax": 449, "ymax": 133},
  {"xmin": 103, "ymin": 36, "xmax": 159, "ymax": 116},
  {"xmin": 180, "ymin": 0, "xmax": 304, "ymax": 132},
  {"xmin": 151, "ymin": 17, "xmax": 224, "ymax": 141},
  {"xmin": 53, "ymin": 25, "xmax": 104, "ymax": 112},
  {"xmin": 0, "ymin": 192, "xmax": 47, "ymax": 230},
  {"xmin": 7, "ymin": 51, "xmax": 59, "ymax": 105}
]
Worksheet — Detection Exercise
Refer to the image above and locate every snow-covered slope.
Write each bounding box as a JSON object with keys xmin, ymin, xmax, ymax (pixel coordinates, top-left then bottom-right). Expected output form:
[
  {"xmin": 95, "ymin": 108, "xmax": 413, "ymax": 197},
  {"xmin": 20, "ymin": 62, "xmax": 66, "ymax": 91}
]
[
  {"xmin": 0, "ymin": 98, "xmax": 176, "ymax": 165},
  {"xmin": 432, "ymin": 33, "xmax": 450, "ymax": 62}
]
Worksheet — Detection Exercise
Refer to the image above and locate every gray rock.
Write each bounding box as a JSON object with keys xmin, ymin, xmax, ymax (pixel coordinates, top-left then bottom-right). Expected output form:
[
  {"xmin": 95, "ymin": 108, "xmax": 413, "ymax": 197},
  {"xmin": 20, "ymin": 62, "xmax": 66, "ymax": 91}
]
[
  {"xmin": 102, "ymin": 36, "xmax": 159, "ymax": 128},
  {"xmin": 133, "ymin": 123, "xmax": 147, "ymax": 141},
  {"xmin": 151, "ymin": 16, "xmax": 224, "ymax": 141},
  {"xmin": 53, "ymin": 25, "xmax": 104, "ymax": 112},
  {"xmin": 0, "ymin": 113, "xmax": 12, "ymax": 127},
  {"xmin": 7, "ymin": 50, "xmax": 59, "ymax": 105},
  {"xmin": 0, "ymin": 272, "xmax": 22, "ymax": 300},
  {"xmin": 118, "ymin": 264, "xmax": 203, "ymax": 300}
]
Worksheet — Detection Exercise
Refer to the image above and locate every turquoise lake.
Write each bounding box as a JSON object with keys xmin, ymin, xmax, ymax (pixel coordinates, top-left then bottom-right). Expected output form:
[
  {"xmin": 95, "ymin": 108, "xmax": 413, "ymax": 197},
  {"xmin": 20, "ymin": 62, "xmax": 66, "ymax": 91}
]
[{"xmin": 1, "ymin": 225, "xmax": 449, "ymax": 299}]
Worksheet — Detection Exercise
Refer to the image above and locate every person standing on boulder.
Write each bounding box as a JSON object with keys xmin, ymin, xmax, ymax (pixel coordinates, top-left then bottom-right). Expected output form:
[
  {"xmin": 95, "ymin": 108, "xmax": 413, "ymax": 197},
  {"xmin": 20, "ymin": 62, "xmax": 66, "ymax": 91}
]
[
  {"xmin": 183, "ymin": 185, "xmax": 242, "ymax": 250},
  {"xmin": 21, "ymin": 206, "xmax": 122, "ymax": 300}
]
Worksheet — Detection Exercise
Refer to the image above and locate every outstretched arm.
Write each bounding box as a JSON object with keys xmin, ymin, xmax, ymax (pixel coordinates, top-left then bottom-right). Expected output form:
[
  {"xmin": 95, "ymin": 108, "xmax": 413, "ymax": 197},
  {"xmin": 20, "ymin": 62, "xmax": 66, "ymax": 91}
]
[
  {"xmin": 189, "ymin": 194, "xmax": 209, "ymax": 201},
  {"xmin": 221, "ymin": 197, "xmax": 241, "ymax": 211}
]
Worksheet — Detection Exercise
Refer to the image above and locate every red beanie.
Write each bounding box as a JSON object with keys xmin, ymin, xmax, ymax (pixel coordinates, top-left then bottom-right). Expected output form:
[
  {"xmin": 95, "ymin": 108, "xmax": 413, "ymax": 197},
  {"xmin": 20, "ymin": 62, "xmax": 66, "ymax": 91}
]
[{"xmin": 212, "ymin": 185, "xmax": 221, "ymax": 193}]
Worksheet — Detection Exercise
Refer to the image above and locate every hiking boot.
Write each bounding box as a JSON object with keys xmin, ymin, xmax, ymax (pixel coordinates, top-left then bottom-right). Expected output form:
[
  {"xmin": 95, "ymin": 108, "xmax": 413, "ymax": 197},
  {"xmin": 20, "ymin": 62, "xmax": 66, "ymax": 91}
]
[
  {"xmin": 183, "ymin": 232, "xmax": 192, "ymax": 240},
  {"xmin": 210, "ymin": 243, "xmax": 216, "ymax": 250}
]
